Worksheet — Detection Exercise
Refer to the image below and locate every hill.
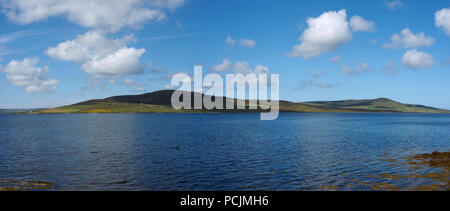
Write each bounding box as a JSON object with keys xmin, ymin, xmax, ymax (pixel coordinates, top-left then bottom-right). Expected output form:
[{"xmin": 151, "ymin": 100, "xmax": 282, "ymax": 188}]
[
  {"xmin": 303, "ymin": 98, "xmax": 445, "ymax": 113},
  {"xmin": 32, "ymin": 90, "xmax": 450, "ymax": 114},
  {"xmin": 0, "ymin": 109, "xmax": 45, "ymax": 114}
]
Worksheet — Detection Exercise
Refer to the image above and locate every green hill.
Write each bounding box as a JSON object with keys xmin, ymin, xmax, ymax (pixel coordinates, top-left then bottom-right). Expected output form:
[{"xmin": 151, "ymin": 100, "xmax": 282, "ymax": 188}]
[
  {"xmin": 303, "ymin": 98, "xmax": 446, "ymax": 113},
  {"xmin": 32, "ymin": 90, "xmax": 450, "ymax": 114}
]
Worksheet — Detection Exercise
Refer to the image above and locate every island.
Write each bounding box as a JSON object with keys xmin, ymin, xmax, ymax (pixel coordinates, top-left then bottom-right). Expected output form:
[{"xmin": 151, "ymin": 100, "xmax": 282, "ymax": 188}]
[{"xmin": 26, "ymin": 90, "xmax": 450, "ymax": 114}]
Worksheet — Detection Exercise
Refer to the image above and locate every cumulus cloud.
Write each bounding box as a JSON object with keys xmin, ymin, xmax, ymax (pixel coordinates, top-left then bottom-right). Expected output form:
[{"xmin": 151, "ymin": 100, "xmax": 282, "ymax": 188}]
[
  {"xmin": 81, "ymin": 47, "xmax": 145, "ymax": 77},
  {"xmin": 0, "ymin": 0, "xmax": 186, "ymax": 32},
  {"xmin": 232, "ymin": 61, "xmax": 269, "ymax": 75},
  {"xmin": 384, "ymin": 28, "xmax": 434, "ymax": 49},
  {"xmin": 46, "ymin": 31, "xmax": 146, "ymax": 78},
  {"xmin": 350, "ymin": 16, "xmax": 375, "ymax": 32},
  {"xmin": 212, "ymin": 59, "xmax": 232, "ymax": 72},
  {"xmin": 286, "ymin": 9, "xmax": 352, "ymax": 59},
  {"xmin": 340, "ymin": 62, "xmax": 370, "ymax": 75},
  {"xmin": 225, "ymin": 36, "xmax": 256, "ymax": 48},
  {"xmin": 213, "ymin": 61, "xmax": 273, "ymax": 96},
  {"xmin": 435, "ymin": 8, "xmax": 450, "ymax": 35},
  {"xmin": 401, "ymin": 49, "xmax": 434, "ymax": 70},
  {"xmin": 239, "ymin": 38, "xmax": 256, "ymax": 48},
  {"xmin": 385, "ymin": 1, "xmax": 402, "ymax": 11},
  {"xmin": 212, "ymin": 59, "xmax": 269, "ymax": 75},
  {"xmin": 1, "ymin": 57, "xmax": 58, "ymax": 93},
  {"xmin": 225, "ymin": 36, "xmax": 236, "ymax": 47}
]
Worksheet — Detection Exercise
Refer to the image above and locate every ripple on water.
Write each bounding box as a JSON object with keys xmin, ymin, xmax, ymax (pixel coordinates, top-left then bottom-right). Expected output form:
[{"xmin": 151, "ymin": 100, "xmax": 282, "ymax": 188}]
[{"xmin": 0, "ymin": 113, "xmax": 449, "ymax": 191}]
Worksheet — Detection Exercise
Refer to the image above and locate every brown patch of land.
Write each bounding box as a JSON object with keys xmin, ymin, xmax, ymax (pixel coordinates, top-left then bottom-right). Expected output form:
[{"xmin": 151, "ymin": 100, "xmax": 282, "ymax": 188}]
[
  {"xmin": 361, "ymin": 151, "xmax": 449, "ymax": 191},
  {"xmin": 0, "ymin": 179, "xmax": 54, "ymax": 191},
  {"xmin": 409, "ymin": 151, "xmax": 450, "ymax": 169}
]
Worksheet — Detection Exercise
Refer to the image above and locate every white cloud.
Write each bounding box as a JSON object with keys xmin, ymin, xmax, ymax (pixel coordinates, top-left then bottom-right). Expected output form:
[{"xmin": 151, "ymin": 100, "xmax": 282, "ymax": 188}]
[
  {"xmin": 232, "ymin": 61, "xmax": 269, "ymax": 75},
  {"xmin": 46, "ymin": 31, "xmax": 146, "ymax": 78},
  {"xmin": 330, "ymin": 55, "xmax": 341, "ymax": 63},
  {"xmin": 435, "ymin": 8, "xmax": 450, "ymax": 35},
  {"xmin": 239, "ymin": 38, "xmax": 256, "ymax": 48},
  {"xmin": 225, "ymin": 36, "xmax": 236, "ymax": 47},
  {"xmin": 1, "ymin": 0, "xmax": 185, "ymax": 32},
  {"xmin": 1, "ymin": 57, "xmax": 58, "ymax": 93},
  {"xmin": 225, "ymin": 36, "xmax": 256, "ymax": 48},
  {"xmin": 385, "ymin": 1, "xmax": 402, "ymax": 11},
  {"xmin": 82, "ymin": 47, "xmax": 145, "ymax": 77},
  {"xmin": 340, "ymin": 62, "xmax": 370, "ymax": 75},
  {"xmin": 310, "ymin": 69, "xmax": 327, "ymax": 78},
  {"xmin": 211, "ymin": 59, "xmax": 270, "ymax": 78},
  {"xmin": 350, "ymin": 16, "xmax": 375, "ymax": 32},
  {"xmin": 214, "ymin": 60, "xmax": 272, "ymax": 96},
  {"xmin": 384, "ymin": 28, "xmax": 434, "ymax": 49},
  {"xmin": 401, "ymin": 49, "xmax": 434, "ymax": 70},
  {"xmin": 212, "ymin": 59, "xmax": 232, "ymax": 72},
  {"xmin": 286, "ymin": 9, "xmax": 352, "ymax": 59}
]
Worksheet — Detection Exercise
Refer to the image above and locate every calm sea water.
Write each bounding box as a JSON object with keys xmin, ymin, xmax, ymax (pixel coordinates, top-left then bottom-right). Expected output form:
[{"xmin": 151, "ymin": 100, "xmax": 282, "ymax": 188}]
[{"xmin": 0, "ymin": 113, "xmax": 449, "ymax": 191}]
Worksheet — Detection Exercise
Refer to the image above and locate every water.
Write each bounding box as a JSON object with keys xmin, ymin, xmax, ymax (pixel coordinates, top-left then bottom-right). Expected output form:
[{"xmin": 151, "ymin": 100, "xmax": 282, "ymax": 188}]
[{"xmin": 0, "ymin": 113, "xmax": 449, "ymax": 191}]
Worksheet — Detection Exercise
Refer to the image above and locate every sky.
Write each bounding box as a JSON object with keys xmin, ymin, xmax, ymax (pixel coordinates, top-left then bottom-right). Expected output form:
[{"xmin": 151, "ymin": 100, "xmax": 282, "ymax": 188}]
[{"xmin": 0, "ymin": 0, "xmax": 449, "ymax": 109}]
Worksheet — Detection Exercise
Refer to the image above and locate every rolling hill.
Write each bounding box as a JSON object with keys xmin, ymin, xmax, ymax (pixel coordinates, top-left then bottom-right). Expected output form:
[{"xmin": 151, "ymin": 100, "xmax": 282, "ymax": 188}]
[
  {"xmin": 32, "ymin": 90, "xmax": 450, "ymax": 114},
  {"xmin": 0, "ymin": 109, "xmax": 45, "ymax": 114},
  {"xmin": 303, "ymin": 98, "xmax": 445, "ymax": 113}
]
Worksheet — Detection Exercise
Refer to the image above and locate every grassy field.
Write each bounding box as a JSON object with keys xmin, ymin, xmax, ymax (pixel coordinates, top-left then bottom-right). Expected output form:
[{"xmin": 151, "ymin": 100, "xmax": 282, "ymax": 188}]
[
  {"xmin": 28, "ymin": 90, "xmax": 450, "ymax": 114},
  {"xmin": 33, "ymin": 101, "xmax": 450, "ymax": 114},
  {"xmin": 303, "ymin": 98, "xmax": 448, "ymax": 113},
  {"xmin": 31, "ymin": 102, "xmax": 197, "ymax": 114}
]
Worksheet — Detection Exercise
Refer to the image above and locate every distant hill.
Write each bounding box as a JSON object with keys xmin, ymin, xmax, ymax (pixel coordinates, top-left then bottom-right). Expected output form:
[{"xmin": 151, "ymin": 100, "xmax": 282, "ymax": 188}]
[
  {"xmin": 0, "ymin": 108, "xmax": 45, "ymax": 114},
  {"xmin": 32, "ymin": 90, "xmax": 450, "ymax": 114},
  {"xmin": 303, "ymin": 98, "xmax": 445, "ymax": 113}
]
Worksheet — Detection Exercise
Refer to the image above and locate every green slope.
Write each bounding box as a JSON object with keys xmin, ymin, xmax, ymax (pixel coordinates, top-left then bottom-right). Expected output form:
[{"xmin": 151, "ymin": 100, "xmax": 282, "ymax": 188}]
[
  {"xmin": 303, "ymin": 98, "xmax": 448, "ymax": 113},
  {"xmin": 31, "ymin": 90, "xmax": 450, "ymax": 114}
]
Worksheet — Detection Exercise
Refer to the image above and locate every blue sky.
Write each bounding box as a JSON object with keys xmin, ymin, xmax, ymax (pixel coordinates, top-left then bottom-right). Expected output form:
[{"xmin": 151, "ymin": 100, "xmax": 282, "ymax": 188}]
[{"xmin": 0, "ymin": 0, "xmax": 449, "ymax": 109}]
